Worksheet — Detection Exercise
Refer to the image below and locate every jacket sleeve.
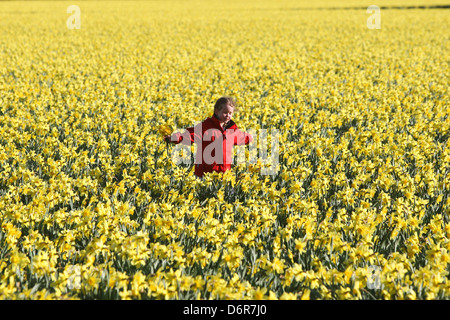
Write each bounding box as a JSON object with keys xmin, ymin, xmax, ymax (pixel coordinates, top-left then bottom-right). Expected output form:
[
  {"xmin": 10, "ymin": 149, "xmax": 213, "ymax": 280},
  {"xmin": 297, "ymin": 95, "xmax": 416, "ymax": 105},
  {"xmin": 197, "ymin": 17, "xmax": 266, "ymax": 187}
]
[
  {"xmin": 233, "ymin": 128, "xmax": 253, "ymax": 146},
  {"xmin": 170, "ymin": 123, "xmax": 203, "ymax": 145}
]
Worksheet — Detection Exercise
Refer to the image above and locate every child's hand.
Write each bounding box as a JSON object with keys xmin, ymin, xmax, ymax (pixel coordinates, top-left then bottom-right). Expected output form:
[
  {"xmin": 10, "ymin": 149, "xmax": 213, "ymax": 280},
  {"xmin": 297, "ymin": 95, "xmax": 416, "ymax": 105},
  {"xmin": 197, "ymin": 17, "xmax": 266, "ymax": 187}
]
[{"xmin": 163, "ymin": 135, "xmax": 172, "ymax": 143}]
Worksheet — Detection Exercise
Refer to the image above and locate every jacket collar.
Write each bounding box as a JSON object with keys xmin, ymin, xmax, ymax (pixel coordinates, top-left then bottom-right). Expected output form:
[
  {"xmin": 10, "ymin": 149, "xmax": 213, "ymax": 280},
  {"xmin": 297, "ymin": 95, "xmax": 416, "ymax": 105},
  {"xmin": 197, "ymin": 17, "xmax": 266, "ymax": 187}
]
[{"xmin": 212, "ymin": 114, "xmax": 236, "ymax": 130}]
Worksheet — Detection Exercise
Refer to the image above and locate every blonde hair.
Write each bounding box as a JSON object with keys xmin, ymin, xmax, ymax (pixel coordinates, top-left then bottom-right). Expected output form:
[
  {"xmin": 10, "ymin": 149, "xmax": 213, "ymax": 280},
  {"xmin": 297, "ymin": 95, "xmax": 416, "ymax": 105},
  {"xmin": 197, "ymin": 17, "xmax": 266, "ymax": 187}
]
[{"xmin": 214, "ymin": 96, "xmax": 237, "ymax": 112}]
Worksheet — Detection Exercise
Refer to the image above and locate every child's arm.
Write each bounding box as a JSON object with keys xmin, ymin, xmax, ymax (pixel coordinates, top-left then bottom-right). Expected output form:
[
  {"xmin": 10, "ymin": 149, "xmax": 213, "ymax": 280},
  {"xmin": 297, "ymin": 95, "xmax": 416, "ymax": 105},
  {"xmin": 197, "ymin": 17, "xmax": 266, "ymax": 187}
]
[
  {"xmin": 164, "ymin": 126, "xmax": 200, "ymax": 145},
  {"xmin": 233, "ymin": 128, "xmax": 253, "ymax": 145}
]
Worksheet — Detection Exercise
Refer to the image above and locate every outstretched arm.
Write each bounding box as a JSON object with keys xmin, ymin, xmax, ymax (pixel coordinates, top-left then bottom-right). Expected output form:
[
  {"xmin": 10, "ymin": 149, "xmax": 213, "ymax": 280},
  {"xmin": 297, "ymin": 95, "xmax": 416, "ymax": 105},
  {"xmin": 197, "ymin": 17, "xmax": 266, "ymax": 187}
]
[
  {"xmin": 233, "ymin": 128, "xmax": 253, "ymax": 145},
  {"xmin": 164, "ymin": 126, "xmax": 200, "ymax": 145}
]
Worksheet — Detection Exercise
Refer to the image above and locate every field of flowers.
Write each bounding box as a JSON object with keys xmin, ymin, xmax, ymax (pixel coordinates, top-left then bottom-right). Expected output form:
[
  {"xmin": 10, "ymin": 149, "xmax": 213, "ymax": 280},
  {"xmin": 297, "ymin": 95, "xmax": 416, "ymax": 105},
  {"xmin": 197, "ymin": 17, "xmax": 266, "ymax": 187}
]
[{"xmin": 0, "ymin": 0, "xmax": 449, "ymax": 300}]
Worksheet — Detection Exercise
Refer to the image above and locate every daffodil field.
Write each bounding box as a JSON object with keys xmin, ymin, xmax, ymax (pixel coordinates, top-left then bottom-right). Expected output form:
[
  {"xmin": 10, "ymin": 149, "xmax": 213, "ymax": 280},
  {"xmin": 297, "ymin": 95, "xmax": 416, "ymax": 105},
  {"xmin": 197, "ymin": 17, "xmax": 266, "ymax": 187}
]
[{"xmin": 0, "ymin": 0, "xmax": 449, "ymax": 300}]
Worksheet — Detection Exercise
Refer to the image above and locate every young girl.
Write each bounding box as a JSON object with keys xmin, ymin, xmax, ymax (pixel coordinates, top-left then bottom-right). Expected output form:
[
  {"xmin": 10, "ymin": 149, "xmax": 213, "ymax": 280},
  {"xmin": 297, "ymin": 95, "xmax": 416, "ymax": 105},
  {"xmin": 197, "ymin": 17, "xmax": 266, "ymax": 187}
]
[{"xmin": 164, "ymin": 96, "xmax": 253, "ymax": 178}]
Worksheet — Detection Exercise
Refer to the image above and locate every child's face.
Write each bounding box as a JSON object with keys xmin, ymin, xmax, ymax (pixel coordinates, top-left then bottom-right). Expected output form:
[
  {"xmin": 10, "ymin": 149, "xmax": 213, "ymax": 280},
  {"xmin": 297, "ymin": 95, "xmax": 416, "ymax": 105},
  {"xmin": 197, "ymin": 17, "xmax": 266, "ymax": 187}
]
[{"xmin": 215, "ymin": 104, "xmax": 234, "ymax": 124}]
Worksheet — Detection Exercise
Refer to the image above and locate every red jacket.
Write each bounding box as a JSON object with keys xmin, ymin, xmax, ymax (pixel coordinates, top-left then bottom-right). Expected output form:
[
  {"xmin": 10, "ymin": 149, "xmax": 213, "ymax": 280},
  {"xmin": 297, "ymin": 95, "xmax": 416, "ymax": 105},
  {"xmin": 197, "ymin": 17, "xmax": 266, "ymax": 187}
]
[{"xmin": 170, "ymin": 115, "xmax": 253, "ymax": 177}]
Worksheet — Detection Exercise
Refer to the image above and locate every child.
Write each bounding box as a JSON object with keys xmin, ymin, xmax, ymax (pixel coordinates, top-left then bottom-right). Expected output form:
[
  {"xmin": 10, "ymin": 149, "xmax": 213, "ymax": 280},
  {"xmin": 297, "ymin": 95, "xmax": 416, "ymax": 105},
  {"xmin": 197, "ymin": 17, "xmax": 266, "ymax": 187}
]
[{"xmin": 164, "ymin": 96, "xmax": 253, "ymax": 178}]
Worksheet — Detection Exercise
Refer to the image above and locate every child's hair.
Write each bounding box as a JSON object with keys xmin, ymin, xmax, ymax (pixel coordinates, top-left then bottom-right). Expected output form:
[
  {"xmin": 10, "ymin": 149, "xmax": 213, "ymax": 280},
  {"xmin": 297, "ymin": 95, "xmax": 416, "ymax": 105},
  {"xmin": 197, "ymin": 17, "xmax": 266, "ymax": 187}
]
[{"xmin": 214, "ymin": 96, "xmax": 237, "ymax": 112}]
